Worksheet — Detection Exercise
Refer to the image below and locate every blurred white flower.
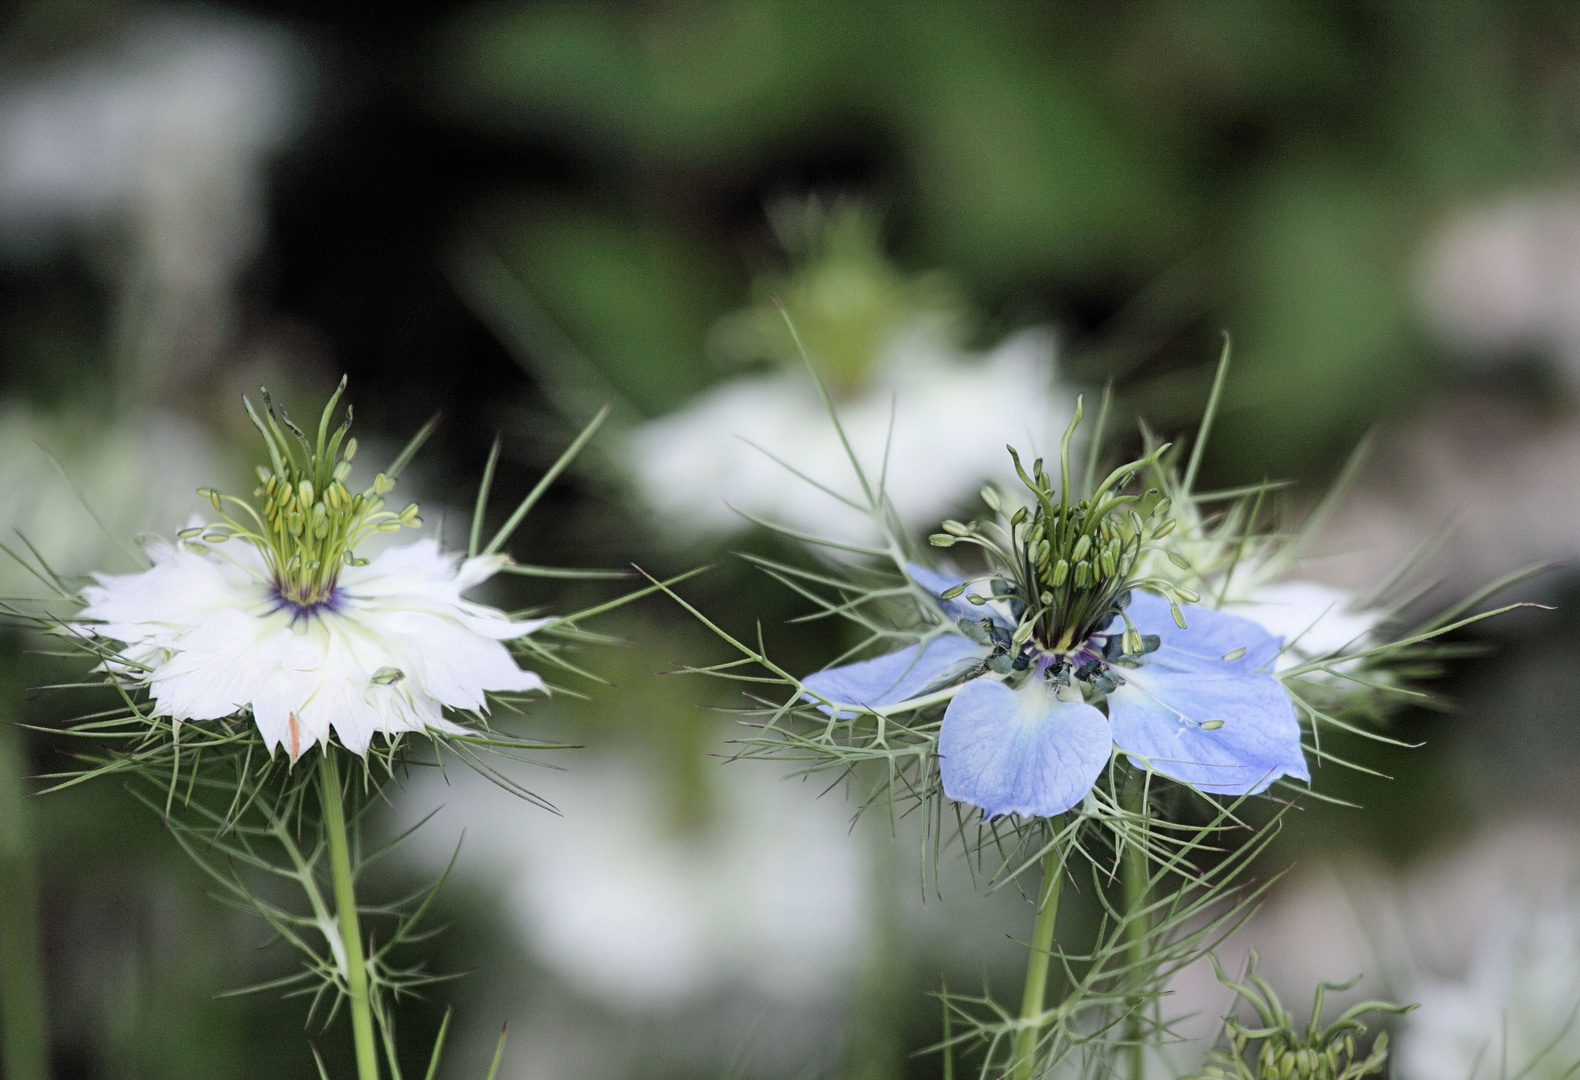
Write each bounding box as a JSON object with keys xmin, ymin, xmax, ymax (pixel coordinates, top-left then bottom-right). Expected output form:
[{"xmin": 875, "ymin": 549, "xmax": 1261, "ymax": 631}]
[
  {"xmin": 1135, "ymin": 480, "xmax": 1382, "ymax": 674},
  {"xmin": 1397, "ymin": 902, "xmax": 1580, "ymax": 1080},
  {"xmin": 0, "ymin": 406, "xmax": 220, "ymax": 595},
  {"xmin": 402, "ymin": 752, "xmax": 868, "ymax": 1007},
  {"xmin": 1420, "ymin": 189, "xmax": 1580, "ymax": 388},
  {"xmin": 1305, "ymin": 393, "xmax": 1580, "ymax": 608},
  {"xmin": 624, "ymin": 199, "xmax": 1076, "ymax": 545},
  {"xmin": 1225, "ymin": 580, "xmax": 1381, "ymax": 673},
  {"xmin": 629, "ymin": 325, "xmax": 1071, "ymax": 543},
  {"xmin": 79, "ymin": 538, "xmax": 543, "ymax": 759},
  {"xmin": 0, "ymin": 15, "xmax": 304, "ymax": 375}
]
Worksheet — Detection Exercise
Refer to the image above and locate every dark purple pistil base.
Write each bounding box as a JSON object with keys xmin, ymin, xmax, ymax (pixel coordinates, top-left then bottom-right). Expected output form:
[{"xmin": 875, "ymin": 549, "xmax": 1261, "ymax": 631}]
[
  {"xmin": 271, "ymin": 584, "xmax": 346, "ymax": 623},
  {"xmin": 1032, "ymin": 639, "xmax": 1106, "ymax": 676}
]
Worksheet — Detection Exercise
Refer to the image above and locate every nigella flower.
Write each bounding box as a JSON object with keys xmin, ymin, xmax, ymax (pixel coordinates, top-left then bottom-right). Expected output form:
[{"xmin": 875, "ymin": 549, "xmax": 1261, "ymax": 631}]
[
  {"xmin": 75, "ymin": 382, "xmax": 546, "ymax": 761},
  {"xmin": 800, "ymin": 426, "xmax": 1309, "ymax": 819}
]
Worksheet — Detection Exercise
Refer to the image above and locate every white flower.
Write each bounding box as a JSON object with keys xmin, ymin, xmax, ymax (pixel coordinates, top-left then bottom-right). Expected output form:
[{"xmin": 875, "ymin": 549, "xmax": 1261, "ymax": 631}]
[
  {"xmin": 79, "ymin": 536, "xmax": 545, "ymax": 760},
  {"xmin": 1224, "ymin": 580, "xmax": 1382, "ymax": 672},
  {"xmin": 401, "ymin": 751, "xmax": 868, "ymax": 1008},
  {"xmin": 1397, "ymin": 901, "xmax": 1580, "ymax": 1080},
  {"xmin": 628, "ymin": 325, "xmax": 1072, "ymax": 544},
  {"xmin": 0, "ymin": 17, "xmax": 298, "ymax": 266},
  {"xmin": 1419, "ymin": 188, "xmax": 1580, "ymax": 389},
  {"xmin": 1134, "ymin": 481, "xmax": 1382, "ymax": 674}
]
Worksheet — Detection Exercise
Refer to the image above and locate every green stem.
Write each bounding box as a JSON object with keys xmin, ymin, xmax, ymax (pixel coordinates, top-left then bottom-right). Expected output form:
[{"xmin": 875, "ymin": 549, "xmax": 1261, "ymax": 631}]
[
  {"xmin": 1123, "ymin": 835, "xmax": 1149, "ymax": 1080},
  {"xmin": 319, "ymin": 751, "xmax": 380, "ymax": 1080},
  {"xmin": 0, "ymin": 716, "xmax": 49, "ymax": 1080},
  {"xmin": 842, "ymin": 821, "xmax": 902, "ymax": 1080},
  {"xmin": 1011, "ymin": 846, "xmax": 1064, "ymax": 1080}
]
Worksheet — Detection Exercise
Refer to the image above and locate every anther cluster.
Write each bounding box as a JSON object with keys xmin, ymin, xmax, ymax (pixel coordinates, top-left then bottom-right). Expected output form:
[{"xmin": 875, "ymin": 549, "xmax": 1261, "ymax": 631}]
[{"xmin": 180, "ymin": 379, "xmax": 421, "ymax": 613}]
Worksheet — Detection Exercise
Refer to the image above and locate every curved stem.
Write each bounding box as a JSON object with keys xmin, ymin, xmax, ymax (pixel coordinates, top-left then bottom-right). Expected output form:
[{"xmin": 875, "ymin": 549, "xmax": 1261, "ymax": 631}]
[
  {"xmin": 1011, "ymin": 846, "xmax": 1064, "ymax": 1080},
  {"xmin": 1121, "ymin": 779, "xmax": 1154, "ymax": 1080},
  {"xmin": 1123, "ymin": 835, "xmax": 1149, "ymax": 1080},
  {"xmin": 319, "ymin": 751, "xmax": 379, "ymax": 1080},
  {"xmin": 0, "ymin": 716, "xmax": 48, "ymax": 1080}
]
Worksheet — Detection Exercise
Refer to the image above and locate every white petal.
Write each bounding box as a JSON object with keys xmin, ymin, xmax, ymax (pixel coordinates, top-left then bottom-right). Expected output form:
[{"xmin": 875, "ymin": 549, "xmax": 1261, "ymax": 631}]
[
  {"xmin": 79, "ymin": 536, "xmax": 548, "ymax": 759},
  {"xmin": 148, "ymin": 606, "xmax": 293, "ymax": 721}
]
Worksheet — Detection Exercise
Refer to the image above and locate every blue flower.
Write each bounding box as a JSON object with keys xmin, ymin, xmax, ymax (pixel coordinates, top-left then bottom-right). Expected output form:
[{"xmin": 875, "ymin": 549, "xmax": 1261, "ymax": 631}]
[{"xmin": 801, "ymin": 567, "xmax": 1309, "ymax": 819}]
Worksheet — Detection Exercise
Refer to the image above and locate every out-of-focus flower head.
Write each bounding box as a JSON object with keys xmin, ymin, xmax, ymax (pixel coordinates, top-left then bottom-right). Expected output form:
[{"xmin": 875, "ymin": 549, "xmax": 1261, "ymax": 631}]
[
  {"xmin": 706, "ymin": 199, "xmax": 965, "ymax": 396},
  {"xmin": 628, "ymin": 199, "xmax": 1074, "ymax": 544},
  {"xmin": 1397, "ymin": 899, "xmax": 1580, "ymax": 1080},
  {"xmin": 405, "ymin": 748, "xmax": 867, "ymax": 1008},
  {"xmin": 0, "ymin": 405, "xmax": 223, "ymax": 597},
  {"xmin": 0, "ymin": 14, "xmax": 304, "ymax": 379},
  {"xmin": 1419, "ymin": 188, "xmax": 1580, "ymax": 391},
  {"xmin": 1131, "ymin": 438, "xmax": 1385, "ymax": 690}
]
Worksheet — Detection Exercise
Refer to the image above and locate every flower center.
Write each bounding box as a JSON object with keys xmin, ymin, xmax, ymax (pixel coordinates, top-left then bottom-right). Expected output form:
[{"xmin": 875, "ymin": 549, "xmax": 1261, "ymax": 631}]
[
  {"xmin": 271, "ymin": 583, "xmax": 346, "ymax": 623},
  {"xmin": 932, "ymin": 394, "xmax": 1200, "ymax": 687},
  {"xmin": 1001, "ymin": 442, "xmax": 1179, "ymax": 657},
  {"xmin": 180, "ymin": 378, "xmax": 423, "ymax": 596}
]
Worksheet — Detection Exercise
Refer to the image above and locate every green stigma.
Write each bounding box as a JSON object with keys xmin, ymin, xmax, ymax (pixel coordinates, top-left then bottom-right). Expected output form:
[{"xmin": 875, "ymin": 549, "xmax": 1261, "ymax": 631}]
[{"xmin": 180, "ymin": 378, "xmax": 422, "ymax": 609}]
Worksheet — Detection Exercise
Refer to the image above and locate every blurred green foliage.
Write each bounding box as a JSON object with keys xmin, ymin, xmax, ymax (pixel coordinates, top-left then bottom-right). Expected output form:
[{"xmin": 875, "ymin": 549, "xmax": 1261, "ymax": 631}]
[{"xmin": 439, "ymin": 0, "xmax": 1580, "ymax": 477}]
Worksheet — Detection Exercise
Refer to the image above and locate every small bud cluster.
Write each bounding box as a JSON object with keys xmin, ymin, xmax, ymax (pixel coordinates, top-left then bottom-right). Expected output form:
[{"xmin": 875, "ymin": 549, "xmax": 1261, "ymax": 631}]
[
  {"xmin": 1190, "ymin": 955, "xmax": 1405, "ymax": 1080},
  {"xmin": 1194, "ymin": 1030, "xmax": 1388, "ymax": 1080},
  {"xmin": 180, "ymin": 379, "xmax": 421, "ymax": 610}
]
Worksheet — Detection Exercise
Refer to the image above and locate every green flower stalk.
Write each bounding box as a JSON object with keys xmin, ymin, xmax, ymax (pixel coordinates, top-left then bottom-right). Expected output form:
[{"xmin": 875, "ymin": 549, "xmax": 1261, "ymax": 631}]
[{"xmin": 0, "ymin": 714, "xmax": 47, "ymax": 1080}]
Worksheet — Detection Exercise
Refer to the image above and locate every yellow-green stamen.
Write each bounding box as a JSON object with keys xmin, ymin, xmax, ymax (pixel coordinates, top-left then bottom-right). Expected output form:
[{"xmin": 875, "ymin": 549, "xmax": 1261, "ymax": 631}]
[{"xmin": 180, "ymin": 379, "xmax": 421, "ymax": 611}]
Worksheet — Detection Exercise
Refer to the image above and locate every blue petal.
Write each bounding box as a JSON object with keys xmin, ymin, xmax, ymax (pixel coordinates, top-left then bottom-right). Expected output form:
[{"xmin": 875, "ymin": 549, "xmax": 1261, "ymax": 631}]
[
  {"xmin": 907, "ymin": 562, "xmax": 966, "ymax": 598},
  {"xmin": 939, "ymin": 678, "xmax": 1112, "ymax": 818},
  {"xmin": 1105, "ymin": 631, "xmax": 1309, "ymax": 796},
  {"xmin": 803, "ymin": 635, "xmax": 988, "ymax": 718},
  {"xmin": 1121, "ymin": 592, "xmax": 1282, "ymax": 672},
  {"xmin": 908, "ymin": 562, "xmax": 1016, "ymax": 628}
]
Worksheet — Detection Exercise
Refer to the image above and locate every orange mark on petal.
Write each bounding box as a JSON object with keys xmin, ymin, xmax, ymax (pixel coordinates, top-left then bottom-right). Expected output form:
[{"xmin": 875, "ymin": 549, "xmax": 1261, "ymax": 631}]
[{"xmin": 288, "ymin": 712, "xmax": 301, "ymax": 762}]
